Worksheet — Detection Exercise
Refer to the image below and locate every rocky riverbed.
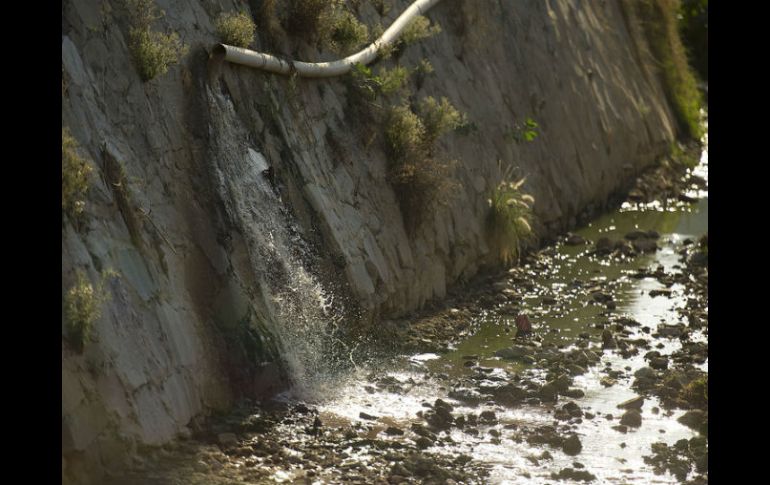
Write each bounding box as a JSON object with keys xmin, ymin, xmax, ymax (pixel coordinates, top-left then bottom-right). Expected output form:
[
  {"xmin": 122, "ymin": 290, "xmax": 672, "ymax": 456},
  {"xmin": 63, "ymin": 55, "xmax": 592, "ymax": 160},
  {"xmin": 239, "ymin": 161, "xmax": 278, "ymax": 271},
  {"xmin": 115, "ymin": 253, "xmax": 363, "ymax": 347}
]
[{"xmin": 103, "ymin": 144, "xmax": 707, "ymax": 484}]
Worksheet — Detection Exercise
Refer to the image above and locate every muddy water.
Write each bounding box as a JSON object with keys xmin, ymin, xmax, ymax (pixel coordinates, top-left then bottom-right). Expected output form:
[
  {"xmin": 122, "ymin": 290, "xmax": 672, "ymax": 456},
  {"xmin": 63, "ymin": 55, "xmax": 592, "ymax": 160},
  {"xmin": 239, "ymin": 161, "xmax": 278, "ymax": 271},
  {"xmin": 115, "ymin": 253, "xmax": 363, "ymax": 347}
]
[{"xmin": 313, "ymin": 157, "xmax": 708, "ymax": 483}]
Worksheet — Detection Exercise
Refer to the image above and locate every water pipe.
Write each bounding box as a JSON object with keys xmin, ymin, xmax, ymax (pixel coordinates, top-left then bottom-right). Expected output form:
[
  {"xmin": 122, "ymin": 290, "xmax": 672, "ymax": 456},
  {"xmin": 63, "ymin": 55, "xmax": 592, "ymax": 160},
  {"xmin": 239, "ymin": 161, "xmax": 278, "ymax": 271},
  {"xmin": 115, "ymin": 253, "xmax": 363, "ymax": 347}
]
[{"xmin": 212, "ymin": 0, "xmax": 444, "ymax": 78}]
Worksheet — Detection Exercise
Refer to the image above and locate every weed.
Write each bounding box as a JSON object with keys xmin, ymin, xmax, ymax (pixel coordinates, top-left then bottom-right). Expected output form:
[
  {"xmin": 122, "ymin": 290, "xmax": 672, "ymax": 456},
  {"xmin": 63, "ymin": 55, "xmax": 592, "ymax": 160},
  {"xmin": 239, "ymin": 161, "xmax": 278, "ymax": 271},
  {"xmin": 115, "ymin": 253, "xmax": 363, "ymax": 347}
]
[
  {"xmin": 64, "ymin": 271, "xmax": 103, "ymax": 353},
  {"xmin": 400, "ymin": 15, "xmax": 441, "ymax": 46},
  {"xmin": 126, "ymin": 0, "xmax": 188, "ymax": 81},
  {"xmin": 327, "ymin": 10, "xmax": 368, "ymax": 54},
  {"xmin": 486, "ymin": 166, "xmax": 535, "ymax": 265},
  {"xmin": 377, "ymin": 66, "xmax": 409, "ymax": 95},
  {"xmin": 285, "ymin": 0, "xmax": 339, "ymax": 40},
  {"xmin": 216, "ymin": 11, "xmax": 256, "ymax": 48},
  {"xmin": 62, "ymin": 128, "xmax": 93, "ymax": 222},
  {"xmin": 669, "ymin": 141, "xmax": 699, "ymax": 169},
  {"xmin": 418, "ymin": 96, "xmax": 463, "ymax": 145},
  {"xmin": 505, "ymin": 117, "xmax": 540, "ymax": 144}
]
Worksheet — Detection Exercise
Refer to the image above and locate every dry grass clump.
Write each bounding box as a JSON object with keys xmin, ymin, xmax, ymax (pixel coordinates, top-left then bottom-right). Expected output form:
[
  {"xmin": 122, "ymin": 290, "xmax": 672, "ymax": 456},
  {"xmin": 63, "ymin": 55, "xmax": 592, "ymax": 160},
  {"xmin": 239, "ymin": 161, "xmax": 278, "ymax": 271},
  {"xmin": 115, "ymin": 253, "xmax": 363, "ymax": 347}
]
[
  {"xmin": 216, "ymin": 11, "xmax": 256, "ymax": 48},
  {"xmin": 62, "ymin": 128, "xmax": 93, "ymax": 222},
  {"xmin": 64, "ymin": 271, "xmax": 102, "ymax": 353},
  {"xmin": 126, "ymin": 0, "xmax": 188, "ymax": 81},
  {"xmin": 486, "ymin": 170, "xmax": 535, "ymax": 265},
  {"xmin": 327, "ymin": 10, "xmax": 369, "ymax": 54}
]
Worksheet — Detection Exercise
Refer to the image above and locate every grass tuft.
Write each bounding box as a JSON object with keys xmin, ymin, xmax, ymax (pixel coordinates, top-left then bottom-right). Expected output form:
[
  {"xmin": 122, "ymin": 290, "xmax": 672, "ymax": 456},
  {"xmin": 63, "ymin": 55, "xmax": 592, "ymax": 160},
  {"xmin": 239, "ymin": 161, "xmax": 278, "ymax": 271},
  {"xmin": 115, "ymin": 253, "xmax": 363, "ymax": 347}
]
[
  {"xmin": 126, "ymin": 0, "xmax": 188, "ymax": 81},
  {"xmin": 216, "ymin": 11, "xmax": 256, "ymax": 48},
  {"xmin": 62, "ymin": 128, "xmax": 93, "ymax": 222},
  {"xmin": 327, "ymin": 10, "xmax": 369, "ymax": 54},
  {"xmin": 64, "ymin": 271, "xmax": 102, "ymax": 353},
  {"xmin": 486, "ymin": 167, "xmax": 535, "ymax": 265}
]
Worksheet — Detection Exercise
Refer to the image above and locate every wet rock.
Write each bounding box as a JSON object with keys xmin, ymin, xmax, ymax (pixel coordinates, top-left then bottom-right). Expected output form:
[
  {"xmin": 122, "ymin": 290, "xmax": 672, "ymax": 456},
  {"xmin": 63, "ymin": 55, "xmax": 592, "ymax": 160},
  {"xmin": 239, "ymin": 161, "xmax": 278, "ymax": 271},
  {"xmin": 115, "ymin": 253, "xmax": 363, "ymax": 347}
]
[
  {"xmin": 624, "ymin": 230, "xmax": 648, "ymax": 240},
  {"xmin": 551, "ymin": 467, "xmax": 597, "ymax": 482},
  {"xmin": 634, "ymin": 367, "xmax": 657, "ymax": 379},
  {"xmin": 649, "ymin": 357, "xmax": 669, "ymax": 370},
  {"xmin": 565, "ymin": 233, "xmax": 588, "ymax": 246},
  {"xmin": 678, "ymin": 410, "xmax": 707, "ymax": 433},
  {"xmin": 562, "ymin": 401, "xmax": 583, "ymax": 418},
  {"xmin": 562, "ymin": 434, "xmax": 583, "ymax": 455},
  {"xmin": 617, "ymin": 396, "xmax": 645, "ymax": 410},
  {"xmin": 495, "ymin": 346, "xmax": 533, "ymax": 360},
  {"xmin": 632, "ymin": 238, "xmax": 659, "ymax": 253},
  {"xmin": 563, "ymin": 388, "xmax": 585, "ymax": 399},
  {"xmin": 612, "ymin": 425, "xmax": 628, "ymax": 433},
  {"xmin": 538, "ymin": 382, "xmax": 558, "ymax": 402},
  {"xmin": 385, "ymin": 426, "xmax": 404, "ymax": 436},
  {"xmin": 479, "ymin": 410, "xmax": 497, "ymax": 423},
  {"xmin": 413, "ymin": 437, "xmax": 433, "ymax": 449},
  {"xmin": 600, "ymin": 377, "xmax": 616, "ymax": 387},
  {"xmin": 217, "ymin": 433, "xmax": 238, "ymax": 447},
  {"xmin": 601, "ymin": 329, "xmax": 617, "ymax": 349},
  {"xmin": 360, "ymin": 412, "xmax": 378, "ymax": 421},
  {"xmin": 620, "ymin": 409, "xmax": 642, "ymax": 427},
  {"xmin": 649, "ymin": 289, "xmax": 672, "ymax": 298},
  {"xmin": 592, "ymin": 292, "xmax": 613, "ymax": 304},
  {"xmin": 595, "ymin": 238, "xmax": 613, "ymax": 255}
]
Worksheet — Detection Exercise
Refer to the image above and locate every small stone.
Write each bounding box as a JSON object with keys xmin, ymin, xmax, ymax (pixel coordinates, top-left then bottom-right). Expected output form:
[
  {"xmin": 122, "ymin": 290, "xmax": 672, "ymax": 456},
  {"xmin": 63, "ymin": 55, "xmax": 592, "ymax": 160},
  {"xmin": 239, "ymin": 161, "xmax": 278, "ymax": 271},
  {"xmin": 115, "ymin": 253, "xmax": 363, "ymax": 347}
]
[
  {"xmin": 562, "ymin": 434, "xmax": 582, "ymax": 455},
  {"xmin": 360, "ymin": 412, "xmax": 378, "ymax": 420},
  {"xmin": 617, "ymin": 396, "xmax": 645, "ymax": 410},
  {"xmin": 620, "ymin": 409, "xmax": 642, "ymax": 427}
]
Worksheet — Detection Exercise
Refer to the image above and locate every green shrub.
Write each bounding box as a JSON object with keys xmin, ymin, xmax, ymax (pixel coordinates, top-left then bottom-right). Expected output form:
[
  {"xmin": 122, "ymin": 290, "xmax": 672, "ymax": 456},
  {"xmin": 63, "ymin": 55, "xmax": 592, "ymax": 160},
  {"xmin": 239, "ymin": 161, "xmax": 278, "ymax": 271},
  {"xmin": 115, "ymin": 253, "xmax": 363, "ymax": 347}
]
[
  {"xmin": 64, "ymin": 271, "xmax": 102, "ymax": 353},
  {"xmin": 385, "ymin": 104, "xmax": 456, "ymax": 232},
  {"xmin": 126, "ymin": 0, "xmax": 188, "ymax": 81},
  {"xmin": 378, "ymin": 66, "xmax": 409, "ymax": 95},
  {"xmin": 486, "ymin": 172, "xmax": 535, "ymax": 265},
  {"xmin": 401, "ymin": 15, "xmax": 441, "ymax": 45},
  {"xmin": 418, "ymin": 96, "xmax": 463, "ymax": 145},
  {"xmin": 327, "ymin": 10, "xmax": 368, "ymax": 54},
  {"xmin": 216, "ymin": 11, "xmax": 256, "ymax": 48},
  {"xmin": 629, "ymin": 0, "xmax": 704, "ymax": 139},
  {"xmin": 286, "ymin": 0, "xmax": 338, "ymax": 39},
  {"xmin": 506, "ymin": 117, "xmax": 539, "ymax": 144},
  {"xmin": 62, "ymin": 128, "xmax": 93, "ymax": 221},
  {"xmin": 385, "ymin": 104, "xmax": 427, "ymax": 162}
]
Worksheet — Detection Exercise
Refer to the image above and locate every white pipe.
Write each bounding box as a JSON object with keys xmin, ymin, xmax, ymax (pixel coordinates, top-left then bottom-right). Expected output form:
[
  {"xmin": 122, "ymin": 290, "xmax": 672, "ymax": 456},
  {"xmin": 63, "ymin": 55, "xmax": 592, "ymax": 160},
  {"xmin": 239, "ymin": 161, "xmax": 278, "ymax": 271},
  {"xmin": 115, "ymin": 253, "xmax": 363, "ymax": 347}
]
[{"xmin": 213, "ymin": 0, "xmax": 444, "ymax": 78}]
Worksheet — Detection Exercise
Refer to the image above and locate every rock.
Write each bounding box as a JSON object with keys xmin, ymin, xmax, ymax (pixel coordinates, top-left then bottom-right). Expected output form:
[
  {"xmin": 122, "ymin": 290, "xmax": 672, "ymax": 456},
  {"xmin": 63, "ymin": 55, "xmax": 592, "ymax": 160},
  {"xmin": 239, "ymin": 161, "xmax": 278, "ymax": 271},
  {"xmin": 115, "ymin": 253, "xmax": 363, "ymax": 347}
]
[
  {"xmin": 385, "ymin": 426, "xmax": 404, "ymax": 436},
  {"xmin": 678, "ymin": 410, "xmax": 707, "ymax": 433},
  {"xmin": 414, "ymin": 437, "xmax": 433, "ymax": 449},
  {"xmin": 495, "ymin": 346, "xmax": 532, "ymax": 360},
  {"xmin": 632, "ymin": 239, "xmax": 659, "ymax": 253},
  {"xmin": 617, "ymin": 396, "xmax": 645, "ymax": 409},
  {"xmin": 217, "ymin": 433, "xmax": 238, "ymax": 447},
  {"xmin": 649, "ymin": 289, "xmax": 672, "ymax": 298},
  {"xmin": 620, "ymin": 409, "xmax": 642, "ymax": 427},
  {"xmin": 602, "ymin": 329, "xmax": 616, "ymax": 349},
  {"xmin": 551, "ymin": 467, "xmax": 596, "ymax": 481},
  {"xmin": 624, "ymin": 230, "xmax": 648, "ymax": 240},
  {"xmin": 360, "ymin": 412, "xmax": 378, "ymax": 420},
  {"xmin": 634, "ymin": 367, "xmax": 657, "ymax": 379},
  {"xmin": 565, "ymin": 233, "xmax": 588, "ymax": 246},
  {"xmin": 649, "ymin": 357, "xmax": 669, "ymax": 370},
  {"xmin": 562, "ymin": 434, "xmax": 583, "ymax": 456},
  {"xmin": 595, "ymin": 238, "xmax": 614, "ymax": 255},
  {"xmin": 563, "ymin": 388, "xmax": 585, "ymax": 398}
]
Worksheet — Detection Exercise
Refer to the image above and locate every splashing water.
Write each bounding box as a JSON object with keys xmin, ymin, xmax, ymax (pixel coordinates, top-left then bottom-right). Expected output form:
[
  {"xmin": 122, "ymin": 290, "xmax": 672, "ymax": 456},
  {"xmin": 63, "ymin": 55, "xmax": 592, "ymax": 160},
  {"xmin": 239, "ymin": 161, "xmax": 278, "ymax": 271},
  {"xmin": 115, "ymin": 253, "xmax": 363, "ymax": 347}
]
[{"xmin": 206, "ymin": 89, "xmax": 347, "ymax": 398}]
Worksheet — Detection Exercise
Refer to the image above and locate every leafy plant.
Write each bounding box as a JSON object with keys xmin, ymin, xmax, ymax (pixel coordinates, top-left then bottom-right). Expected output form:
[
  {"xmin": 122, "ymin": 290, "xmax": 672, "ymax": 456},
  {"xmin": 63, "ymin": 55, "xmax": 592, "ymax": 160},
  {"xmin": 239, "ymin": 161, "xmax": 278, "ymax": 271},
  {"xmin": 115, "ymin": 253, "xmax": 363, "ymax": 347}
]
[
  {"xmin": 506, "ymin": 117, "xmax": 539, "ymax": 144},
  {"xmin": 285, "ymin": 0, "xmax": 339, "ymax": 39},
  {"xmin": 126, "ymin": 0, "xmax": 188, "ymax": 81},
  {"xmin": 216, "ymin": 11, "xmax": 256, "ymax": 48},
  {"xmin": 62, "ymin": 128, "xmax": 93, "ymax": 222},
  {"xmin": 486, "ymin": 166, "xmax": 535, "ymax": 265}
]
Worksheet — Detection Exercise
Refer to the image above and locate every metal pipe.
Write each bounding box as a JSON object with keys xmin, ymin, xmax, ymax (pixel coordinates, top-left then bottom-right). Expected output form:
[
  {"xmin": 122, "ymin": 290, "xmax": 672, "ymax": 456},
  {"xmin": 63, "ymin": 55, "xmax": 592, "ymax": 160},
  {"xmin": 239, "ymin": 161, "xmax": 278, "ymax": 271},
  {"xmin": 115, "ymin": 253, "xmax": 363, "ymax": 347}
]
[{"xmin": 212, "ymin": 0, "xmax": 444, "ymax": 78}]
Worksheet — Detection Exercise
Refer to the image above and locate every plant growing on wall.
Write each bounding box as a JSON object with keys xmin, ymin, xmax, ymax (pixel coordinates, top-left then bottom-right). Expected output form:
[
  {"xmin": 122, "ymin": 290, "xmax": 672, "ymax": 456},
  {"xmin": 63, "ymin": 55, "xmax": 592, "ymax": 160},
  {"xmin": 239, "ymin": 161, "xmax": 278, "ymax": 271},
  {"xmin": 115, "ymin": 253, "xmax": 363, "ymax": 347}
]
[
  {"xmin": 64, "ymin": 271, "xmax": 107, "ymax": 353},
  {"xmin": 216, "ymin": 11, "xmax": 256, "ymax": 48},
  {"xmin": 62, "ymin": 128, "xmax": 93, "ymax": 224},
  {"xmin": 126, "ymin": 0, "xmax": 188, "ymax": 81},
  {"xmin": 486, "ymin": 166, "xmax": 535, "ymax": 265}
]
